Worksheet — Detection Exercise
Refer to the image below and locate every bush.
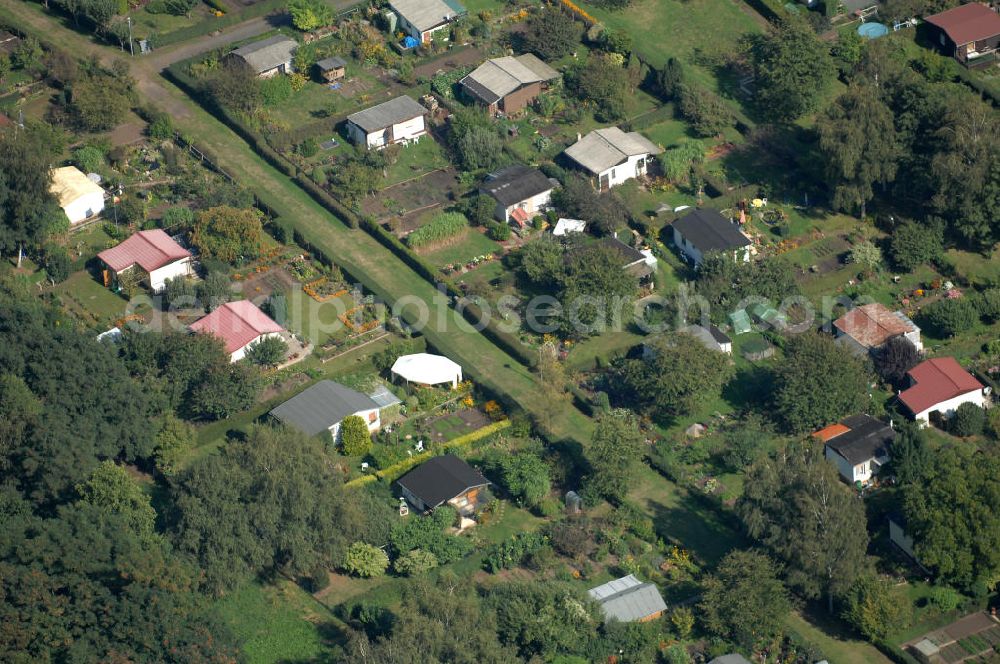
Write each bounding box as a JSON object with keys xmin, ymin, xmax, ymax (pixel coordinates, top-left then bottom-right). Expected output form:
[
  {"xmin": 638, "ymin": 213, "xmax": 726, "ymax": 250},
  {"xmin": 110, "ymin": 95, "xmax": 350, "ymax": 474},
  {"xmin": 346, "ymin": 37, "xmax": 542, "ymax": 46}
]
[
  {"xmin": 889, "ymin": 218, "xmax": 943, "ymax": 271},
  {"xmin": 927, "ymin": 585, "xmax": 963, "ymax": 613},
  {"xmin": 244, "ymin": 335, "xmax": 288, "ymax": 367},
  {"xmin": 393, "ymin": 548, "xmax": 438, "ymax": 576},
  {"xmin": 148, "ymin": 114, "xmax": 174, "ymax": 140},
  {"xmin": 163, "ymin": 276, "xmax": 197, "ymax": 309},
  {"xmin": 161, "ymin": 206, "xmax": 195, "ymax": 228},
  {"xmin": 260, "ymin": 74, "xmax": 293, "ymax": 106},
  {"xmin": 197, "ymin": 272, "xmax": 232, "ymax": 311},
  {"xmin": 390, "ymin": 506, "xmax": 472, "ymax": 563},
  {"xmin": 921, "ymin": 297, "xmax": 979, "ymax": 338},
  {"xmin": 487, "ymin": 221, "xmax": 511, "ymax": 241},
  {"xmin": 951, "ymin": 402, "xmax": 985, "ymax": 437},
  {"xmin": 976, "ymin": 289, "xmax": 1000, "ymax": 324},
  {"xmin": 305, "ymin": 564, "xmax": 330, "ymax": 591},
  {"xmin": 483, "ymin": 531, "xmax": 549, "ymax": 572},
  {"xmin": 73, "ymin": 146, "xmax": 105, "ymax": 173},
  {"xmin": 677, "ymin": 84, "xmax": 734, "ymax": 137},
  {"xmin": 344, "ymin": 541, "xmax": 389, "ymax": 578},
  {"xmin": 340, "ymin": 415, "xmax": 372, "ymax": 456},
  {"xmin": 406, "ymin": 212, "xmax": 468, "ymax": 248},
  {"xmin": 42, "ymin": 245, "xmax": 71, "ymax": 283}
]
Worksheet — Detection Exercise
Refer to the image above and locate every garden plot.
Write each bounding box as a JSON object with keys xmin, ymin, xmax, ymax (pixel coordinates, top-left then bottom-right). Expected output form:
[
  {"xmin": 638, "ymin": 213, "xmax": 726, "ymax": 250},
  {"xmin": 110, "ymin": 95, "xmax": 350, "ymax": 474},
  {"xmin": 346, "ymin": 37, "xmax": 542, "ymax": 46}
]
[{"xmin": 362, "ymin": 167, "xmax": 462, "ymax": 223}]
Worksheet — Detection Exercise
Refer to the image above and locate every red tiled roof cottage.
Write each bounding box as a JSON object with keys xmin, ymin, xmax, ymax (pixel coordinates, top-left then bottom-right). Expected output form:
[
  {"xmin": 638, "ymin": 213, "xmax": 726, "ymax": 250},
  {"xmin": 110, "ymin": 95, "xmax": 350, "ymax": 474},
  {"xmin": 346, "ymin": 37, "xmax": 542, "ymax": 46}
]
[
  {"xmin": 188, "ymin": 300, "xmax": 285, "ymax": 362},
  {"xmin": 898, "ymin": 357, "xmax": 986, "ymax": 425},
  {"xmin": 97, "ymin": 230, "xmax": 192, "ymax": 293}
]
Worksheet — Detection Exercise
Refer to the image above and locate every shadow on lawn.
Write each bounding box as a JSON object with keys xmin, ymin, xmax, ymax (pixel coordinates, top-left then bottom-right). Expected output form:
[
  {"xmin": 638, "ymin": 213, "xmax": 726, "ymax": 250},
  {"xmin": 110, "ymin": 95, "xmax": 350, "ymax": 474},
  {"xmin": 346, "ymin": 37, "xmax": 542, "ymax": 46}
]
[{"xmin": 646, "ymin": 491, "xmax": 747, "ymax": 567}]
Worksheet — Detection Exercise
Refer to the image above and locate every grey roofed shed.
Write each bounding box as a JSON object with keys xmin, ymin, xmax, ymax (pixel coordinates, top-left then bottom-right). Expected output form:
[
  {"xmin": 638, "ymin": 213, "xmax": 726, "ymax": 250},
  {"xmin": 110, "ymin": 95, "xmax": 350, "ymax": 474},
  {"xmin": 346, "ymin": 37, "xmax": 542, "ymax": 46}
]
[
  {"xmin": 269, "ymin": 380, "xmax": 380, "ymax": 436},
  {"xmin": 563, "ymin": 127, "xmax": 662, "ymax": 175},
  {"xmin": 230, "ymin": 35, "xmax": 297, "ymax": 74},
  {"xmin": 316, "ymin": 56, "xmax": 347, "ymax": 71},
  {"xmin": 346, "ymin": 95, "xmax": 428, "ymax": 134},
  {"xmin": 587, "ymin": 574, "xmax": 667, "ymax": 622},
  {"xmin": 460, "ymin": 54, "xmax": 558, "ymax": 104},
  {"xmin": 672, "ymin": 208, "xmax": 752, "ymax": 253},
  {"xmin": 480, "ymin": 165, "xmax": 554, "ymax": 207},
  {"xmin": 389, "ymin": 0, "xmax": 466, "ymax": 32},
  {"xmin": 824, "ymin": 414, "xmax": 895, "ymax": 466},
  {"xmin": 708, "ymin": 656, "xmax": 752, "ymax": 664}
]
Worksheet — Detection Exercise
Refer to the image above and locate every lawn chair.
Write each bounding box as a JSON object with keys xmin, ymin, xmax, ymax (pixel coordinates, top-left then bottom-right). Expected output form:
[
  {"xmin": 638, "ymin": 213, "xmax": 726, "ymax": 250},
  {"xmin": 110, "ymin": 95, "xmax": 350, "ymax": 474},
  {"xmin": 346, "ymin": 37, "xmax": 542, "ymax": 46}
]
[{"xmin": 415, "ymin": 440, "xmax": 424, "ymax": 453}]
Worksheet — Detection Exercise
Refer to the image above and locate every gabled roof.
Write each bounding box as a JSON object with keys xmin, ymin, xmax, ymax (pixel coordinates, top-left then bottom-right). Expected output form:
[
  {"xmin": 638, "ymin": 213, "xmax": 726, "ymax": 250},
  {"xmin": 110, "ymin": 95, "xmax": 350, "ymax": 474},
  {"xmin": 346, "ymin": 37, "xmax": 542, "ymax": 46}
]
[
  {"xmin": 230, "ymin": 35, "xmax": 297, "ymax": 74},
  {"xmin": 98, "ymin": 229, "xmax": 191, "ymax": 273},
  {"xmin": 397, "ymin": 454, "xmax": 489, "ymax": 509},
  {"xmin": 563, "ymin": 127, "xmax": 662, "ymax": 175},
  {"xmin": 347, "ymin": 95, "xmax": 427, "ymax": 133},
  {"xmin": 680, "ymin": 324, "xmax": 731, "ymax": 350},
  {"xmin": 316, "ymin": 56, "xmax": 346, "ymax": 71},
  {"xmin": 587, "ymin": 575, "xmax": 667, "ymax": 622},
  {"xmin": 899, "ymin": 357, "xmax": 983, "ymax": 415},
  {"xmin": 925, "ymin": 3, "xmax": 1000, "ymax": 46},
  {"xmin": 188, "ymin": 300, "xmax": 285, "ymax": 355},
  {"xmin": 817, "ymin": 414, "xmax": 895, "ymax": 466},
  {"xmin": 834, "ymin": 303, "xmax": 916, "ymax": 349},
  {"xmin": 270, "ymin": 380, "xmax": 380, "ymax": 436},
  {"xmin": 389, "ymin": 0, "xmax": 466, "ymax": 32},
  {"xmin": 460, "ymin": 54, "xmax": 558, "ymax": 104},
  {"xmin": 709, "ymin": 656, "xmax": 752, "ymax": 664},
  {"xmin": 50, "ymin": 166, "xmax": 103, "ymax": 208},
  {"xmin": 673, "ymin": 208, "xmax": 751, "ymax": 253},
  {"xmin": 480, "ymin": 165, "xmax": 554, "ymax": 207}
]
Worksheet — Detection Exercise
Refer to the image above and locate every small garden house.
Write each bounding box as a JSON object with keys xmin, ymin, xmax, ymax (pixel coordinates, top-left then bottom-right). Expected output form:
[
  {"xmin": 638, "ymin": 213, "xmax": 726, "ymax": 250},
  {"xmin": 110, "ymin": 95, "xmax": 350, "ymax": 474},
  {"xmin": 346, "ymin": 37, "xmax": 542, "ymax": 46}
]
[
  {"xmin": 345, "ymin": 95, "xmax": 428, "ymax": 149},
  {"xmin": 50, "ymin": 166, "xmax": 104, "ymax": 225},
  {"xmin": 396, "ymin": 454, "xmax": 489, "ymax": 514},
  {"xmin": 480, "ymin": 165, "xmax": 555, "ymax": 227},
  {"xmin": 460, "ymin": 54, "xmax": 559, "ymax": 116},
  {"xmin": 814, "ymin": 414, "xmax": 895, "ymax": 486},
  {"xmin": 269, "ymin": 380, "xmax": 382, "ymax": 440},
  {"xmin": 671, "ymin": 208, "xmax": 751, "ymax": 267},
  {"xmin": 315, "ymin": 56, "xmax": 346, "ymax": 82},
  {"xmin": 898, "ymin": 357, "xmax": 988, "ymax": 426},
  {"xmin": 563, "ymin": 127, "xmax": 661, "ymax": 191},
  {"xmin": 228, "ymin": 35, "xmax": 297, "ymax": 78},
  {"xmin": 188, "ymin": 300, "xmax": 285, "ymax": 363},
  {"xmin": 587, "ymin": 575, "xmax": 667, "ymax": 623},
  {"xmin": 834, "ymin": 302, "xmax": 922, "ymax": 354},
  {"xmin": 97, "ymin": 229, "xmax": 192, "ymax": 293},
  {"xmin": 388, "ymin": 0, "xmax": 465, "ymax": 44},
  {"xmin": 924, "ymin": 3, "xmax": 1000, "ymax": 67}
]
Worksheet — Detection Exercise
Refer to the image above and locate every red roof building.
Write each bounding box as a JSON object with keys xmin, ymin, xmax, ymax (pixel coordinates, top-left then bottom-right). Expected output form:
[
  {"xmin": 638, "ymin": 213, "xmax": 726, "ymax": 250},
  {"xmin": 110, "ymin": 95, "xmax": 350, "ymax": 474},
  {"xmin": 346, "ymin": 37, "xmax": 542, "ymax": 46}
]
[
  {"xmin": 189, "ymin": 300, "xmax": 285, "ymax": 361},
  {"xmin": 898, "ymin": 357, "xmax": 986, "ymax": 425},
  {"xmin": 97, "ymin": 229, "xmax": 192, "ymax": 293},
  {"xmin": 833, "ymin": 303, "xmax": 922, "ymax": 353},
  {"xmin": 924, "ymin": 4, "xmax": 1000, "ymax": 66}
]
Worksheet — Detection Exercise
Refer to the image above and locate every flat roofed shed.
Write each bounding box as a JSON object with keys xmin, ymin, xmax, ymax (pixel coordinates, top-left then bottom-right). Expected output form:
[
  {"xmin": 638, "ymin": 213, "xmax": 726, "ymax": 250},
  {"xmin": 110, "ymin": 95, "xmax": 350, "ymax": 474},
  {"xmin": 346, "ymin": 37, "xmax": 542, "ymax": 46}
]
[
  {"xmin": 316, "ymin": 56, "xmax": 346, "ymax": 71},
  {"xmin": 480, "ymin": 165, "xmax": 553, "ymax": 207},
  {"xmin": 564, "ymin": 127, "xmax": 662, "ymax": 175},
  {"xmin": 347, "ymin": 95, "xmax": 428, "ymax": 133},
  {"xmin": 925, "ymin": 3, "xmax": 1000, "ymax": 46}
]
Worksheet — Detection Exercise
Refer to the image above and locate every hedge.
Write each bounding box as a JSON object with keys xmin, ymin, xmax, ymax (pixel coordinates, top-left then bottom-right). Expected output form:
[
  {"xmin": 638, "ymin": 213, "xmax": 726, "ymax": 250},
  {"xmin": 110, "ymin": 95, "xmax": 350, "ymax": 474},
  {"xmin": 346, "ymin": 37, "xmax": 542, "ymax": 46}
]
[
  {"xmin": 455, "ymin": 298, "xmax": 538, "ymax": 368},
  {"xmin": 295, "ymin": 175, "xmax": 360, "ymax": 229},
  {"xmin": 873, "ymin": 640, "xmax": 921, "ymax": 664},
  {"xmin": 344, "ymin": 419, "xmax": 512, "ymax": 488}
]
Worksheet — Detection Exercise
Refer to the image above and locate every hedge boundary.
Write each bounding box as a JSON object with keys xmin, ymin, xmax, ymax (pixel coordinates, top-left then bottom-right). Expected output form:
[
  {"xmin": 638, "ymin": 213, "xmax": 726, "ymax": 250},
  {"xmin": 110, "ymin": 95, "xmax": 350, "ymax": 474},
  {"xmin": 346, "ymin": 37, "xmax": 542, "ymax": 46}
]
[{"xmin": 344, "ymin": 419, "xmax": 511, "ymax": 488}]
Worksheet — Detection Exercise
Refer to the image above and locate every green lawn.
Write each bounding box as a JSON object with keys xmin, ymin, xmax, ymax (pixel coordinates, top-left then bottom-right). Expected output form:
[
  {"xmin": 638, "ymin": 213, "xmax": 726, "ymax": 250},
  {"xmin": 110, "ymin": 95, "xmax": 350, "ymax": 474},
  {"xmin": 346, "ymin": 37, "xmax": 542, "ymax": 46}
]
[
  {"xmin": 418, "ymin": 228, "xmax": 503, "ymax": 268},
  {"xmin": 384, "ymin": 137, "xmax": 451, "ymax": 186},
  {"xmin": 211, "ymin": 579, "xmax": 343, "ymax": 664},
  {"xmin": 284, "ymin": 288, "xmax": 357, "ymax": 347},
  {"xmin": 786, "ymin": 611, "xmax": 892, "ymax": 664},
  {"xmin": 52, "ymin": 271, "xmax": 132, "ymax": 329},
  {"xmin": 127, "ymin": 3, "xmax": 215, "ymax": 40}
]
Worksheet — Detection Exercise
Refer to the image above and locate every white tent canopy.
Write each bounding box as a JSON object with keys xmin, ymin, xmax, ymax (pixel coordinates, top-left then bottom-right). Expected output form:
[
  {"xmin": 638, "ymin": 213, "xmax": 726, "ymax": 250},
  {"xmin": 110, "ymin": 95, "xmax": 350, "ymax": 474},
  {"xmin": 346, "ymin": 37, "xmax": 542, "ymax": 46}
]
[
  {"xmin": 553, "ymin": 218, "xmax": 587, "ymax": 236},
  {"xmin": 391, "ymin": 353, "xmax": 463, "ymax": 388}
]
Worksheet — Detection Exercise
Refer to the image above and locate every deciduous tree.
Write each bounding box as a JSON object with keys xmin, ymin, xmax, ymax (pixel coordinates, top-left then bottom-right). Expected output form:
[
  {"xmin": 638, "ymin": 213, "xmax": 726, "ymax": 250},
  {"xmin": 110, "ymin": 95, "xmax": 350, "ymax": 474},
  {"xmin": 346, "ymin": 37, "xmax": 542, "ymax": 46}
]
[
  {"xmin": 340, "ymin": 414, "xmax": 372, "ymax": 456},
  {"xmin": 699, "ymin": 549, "xmax": 790, "ymax": 648},
  {"xmin": 585, "ymin": 409, "xmax": 642, "ymax": 503}
]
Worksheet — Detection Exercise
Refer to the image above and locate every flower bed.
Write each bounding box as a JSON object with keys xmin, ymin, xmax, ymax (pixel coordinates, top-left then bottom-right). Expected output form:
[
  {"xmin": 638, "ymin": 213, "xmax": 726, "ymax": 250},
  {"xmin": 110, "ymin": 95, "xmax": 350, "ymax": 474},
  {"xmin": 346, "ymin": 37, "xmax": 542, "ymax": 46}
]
[
  {"xmin": 338, "ymin": 304, "xmax": 381, "ymax": 333},
  {"xmin": 303, "ymin": 277, "xmax": 349, "ymax": 302}
]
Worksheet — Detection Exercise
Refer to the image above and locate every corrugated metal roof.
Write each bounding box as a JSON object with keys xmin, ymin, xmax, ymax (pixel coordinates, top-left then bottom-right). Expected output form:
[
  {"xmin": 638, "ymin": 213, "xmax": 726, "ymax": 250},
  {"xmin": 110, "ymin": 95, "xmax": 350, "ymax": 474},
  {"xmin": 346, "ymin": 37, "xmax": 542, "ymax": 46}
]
[
  {"xmin": 563, "ymin": 127, "xmax": 662, "ymax": 175},
  {"xmin": 98, "ymin": 229, "xmax": 191, "ymax": 273},
  {"xmin": 461, "ymin": 54, "xmax": 559, "ymax": 101},
  {"xmin": 270, "ymin": 380, "xmax": 381, "ymax": 436},
  {"xmin": 231, "ymin": 35, "xmax": 297, "ymax": 74},
  {"xmin": 189, "ymin": 300, "xmax": 284, "ymax": 355},
  {"xmin": 347, "ymin": 95, "xmax": 427, "ymax": 133},
  {"xmin": 588, "ymin": 575, "xmax": 667, "ymax": 622},
  {"xmin": 389, "ymin": 0, "xmax": 465, "ymax": 32}
]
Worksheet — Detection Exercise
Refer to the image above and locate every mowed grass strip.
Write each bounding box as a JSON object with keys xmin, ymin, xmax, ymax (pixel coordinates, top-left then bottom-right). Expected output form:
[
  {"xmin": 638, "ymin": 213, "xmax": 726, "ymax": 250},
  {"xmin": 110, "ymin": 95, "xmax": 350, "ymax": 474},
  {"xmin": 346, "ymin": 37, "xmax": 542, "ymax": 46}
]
[{"xmin": 150, "ymin": 73, "xmax": 594, "ymax": 443}]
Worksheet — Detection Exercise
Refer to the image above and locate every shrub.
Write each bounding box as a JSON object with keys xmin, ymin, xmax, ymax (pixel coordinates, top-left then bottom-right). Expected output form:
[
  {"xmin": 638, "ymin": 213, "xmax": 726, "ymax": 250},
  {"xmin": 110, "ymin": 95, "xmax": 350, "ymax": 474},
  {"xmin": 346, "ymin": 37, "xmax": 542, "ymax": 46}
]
[
  {"xmin": 344, "ymin": 542, "xmax": 389, "ymax": 578},
  {"xmin": 163, "ymin": 276, "xmax": 197, "ymax": 310},
  {"xmin": 340, "ymin": 415, "xmax": 372, "ymax": 456},
  {"xmin": 951, "ymin": 403, "xmax": 985, "ymax": 437},
  {"xmin": 161, "ymin": 206, "xmax": 195, "ymax": 228},
  {"xmin": 889, "ymin": 218, "xmax": 943, "ymax": 271},
  {"xmin": 921, "ymin": 297, "xmax": 979, "ymax": 338},
  {"xmin": 677, "ymin": 84, "xmax": 734, "ymax": 137},
  {"xmin": 927, "ymin": 585, "xmax": 963, "ymax": 613},
  {"xmin": 390, "ymin": 506, "xmax": 472, "ymax": 563},
  {"xmin": 42, "ymin": 245, "xmax": 71, "ymax": 283},
  {"xmin": 260, "ymin": 74, "xmax": 293, "ymax": 106},
  {"xmin": 368, "ymin": 443, "xmax": 409, "ymax": 470},
  {"xmin": 73, "ymin": 146, "xmax": 105, "ymax": 173},
  {"xmin": 487, "ymin": 221, "xmax": 511, "ymax": 241},
  {"xmin": 393, "ymin": 548, "xmax": 438, "ymax": 576},
  {"xmin": 148, "ymin": 114, "xmax": 174, "ymax": 140},
  {"xmin": 483, "ymin": 531, "xmax": 549, "ymax": 572},
  {"xmin": 406, "ymin": 212, "xmax": 468, "ymax": 248},
  {"xmin": 976, "ymin": 289, "xmax": 1000, "ymax": 323},
  {"xmin": 197, "ymin": 272, "xmax": 232, "ymax": 311},
  {"xmin": 245, "ymin": 335, "xmax": 288, "ymax": 367},
  {"xmin": 298, "ymin": 137, "xmax": 318, "ymax": 158}
]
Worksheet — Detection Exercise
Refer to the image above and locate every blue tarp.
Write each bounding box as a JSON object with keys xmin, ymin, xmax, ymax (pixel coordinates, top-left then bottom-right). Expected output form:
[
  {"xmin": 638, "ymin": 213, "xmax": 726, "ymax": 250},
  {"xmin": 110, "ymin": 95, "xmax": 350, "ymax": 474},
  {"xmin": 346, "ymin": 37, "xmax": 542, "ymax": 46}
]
[{"xmin": 403, "ymin": 36, "xmax": 419, "ymax": 49}]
